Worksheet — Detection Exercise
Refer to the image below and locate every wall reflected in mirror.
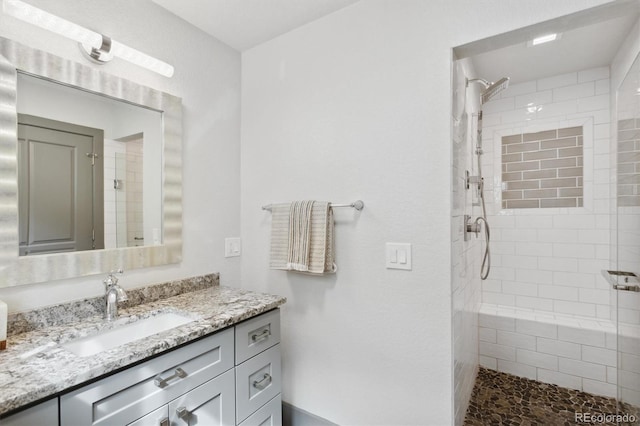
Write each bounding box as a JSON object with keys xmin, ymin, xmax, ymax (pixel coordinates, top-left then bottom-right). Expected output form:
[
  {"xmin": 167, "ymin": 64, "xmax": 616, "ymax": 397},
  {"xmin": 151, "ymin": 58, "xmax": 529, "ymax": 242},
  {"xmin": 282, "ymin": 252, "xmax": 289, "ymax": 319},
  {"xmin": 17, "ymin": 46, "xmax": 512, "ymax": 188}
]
[{"xmin": 17, "ymin": 73, "xmax": 163, "ymax": 256}]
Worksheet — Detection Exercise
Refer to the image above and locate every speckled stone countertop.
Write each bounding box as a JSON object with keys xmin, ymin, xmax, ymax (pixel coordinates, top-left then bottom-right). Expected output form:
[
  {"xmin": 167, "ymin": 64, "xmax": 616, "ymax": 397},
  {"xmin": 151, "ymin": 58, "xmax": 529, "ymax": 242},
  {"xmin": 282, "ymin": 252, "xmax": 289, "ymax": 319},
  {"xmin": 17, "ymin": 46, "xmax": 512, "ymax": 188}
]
[{"xmin": 0, "ymin": 274, "xmax": 286, "ymax": 416}]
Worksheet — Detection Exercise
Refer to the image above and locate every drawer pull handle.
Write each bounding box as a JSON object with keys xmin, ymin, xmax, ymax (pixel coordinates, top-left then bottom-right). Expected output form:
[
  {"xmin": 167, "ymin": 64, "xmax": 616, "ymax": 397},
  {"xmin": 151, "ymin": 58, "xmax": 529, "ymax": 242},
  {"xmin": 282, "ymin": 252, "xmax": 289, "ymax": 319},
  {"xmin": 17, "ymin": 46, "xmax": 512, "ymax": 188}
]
[
  {"xmin": 251, "ymin": 328, "xmax": 271, "ymax": 343},
  {"xmin": 176, "ymin": 406, "xmax": 190, "ymax": 420},
  {"xmin": 154, "ymin": 367, "xmax": 187, "ymax": 388},
  {"xmin": 159, "ymin": 417, "xmax": 170, "ymax": 426},
  {"xmin": 253, "ymin": 373, "xmax": 272, "ymax": 390}
]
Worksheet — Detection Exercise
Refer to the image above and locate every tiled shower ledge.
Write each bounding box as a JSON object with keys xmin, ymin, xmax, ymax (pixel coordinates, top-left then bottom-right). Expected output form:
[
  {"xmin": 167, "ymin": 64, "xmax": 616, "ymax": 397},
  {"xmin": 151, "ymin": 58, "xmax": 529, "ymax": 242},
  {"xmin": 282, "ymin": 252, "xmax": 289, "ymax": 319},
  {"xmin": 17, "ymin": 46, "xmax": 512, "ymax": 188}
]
[
  {"xmin": 480, "ymin": 303, "xmax": 616, "ymax": 332},
  {"xmin": 479, "ymin": 303, "xmax": 640, "ymax": 403}
]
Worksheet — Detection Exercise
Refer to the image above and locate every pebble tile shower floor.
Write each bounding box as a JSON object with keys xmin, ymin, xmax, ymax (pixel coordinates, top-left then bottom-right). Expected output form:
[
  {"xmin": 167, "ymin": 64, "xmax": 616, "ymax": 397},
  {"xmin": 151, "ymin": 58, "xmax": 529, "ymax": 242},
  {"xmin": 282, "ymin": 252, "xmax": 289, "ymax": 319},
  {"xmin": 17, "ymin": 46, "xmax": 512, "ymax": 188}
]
[{"xmin": 464, "ymin": 368, "xmax": 639, "ymax": 426}]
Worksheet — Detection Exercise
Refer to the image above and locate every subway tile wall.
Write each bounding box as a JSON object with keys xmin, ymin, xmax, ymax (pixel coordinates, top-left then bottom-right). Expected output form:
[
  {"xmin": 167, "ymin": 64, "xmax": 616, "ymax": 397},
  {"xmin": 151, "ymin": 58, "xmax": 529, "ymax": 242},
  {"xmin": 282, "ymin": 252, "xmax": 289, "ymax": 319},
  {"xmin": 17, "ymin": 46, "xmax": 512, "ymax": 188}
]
[
  {"xmin": 502, "ymin": 127, "xmax": 584, "ymax": 209},
  {"xmin": 479, "ymin": 67, "xmax": 612, "ymax": 320},
  {"xmin": 452, "ymin": 59, "xmax": 482, "ymax": 426},
  {"xmin": 125, "ymin": 140, "xmax": 144, "ymax": 247},
  {"xmin": 103, "ymin": 139, "xmax": 127, "ymax": 250},
  {"xmin": 618, "ymin": 118, "xmax": 640, "ymax": 207}
]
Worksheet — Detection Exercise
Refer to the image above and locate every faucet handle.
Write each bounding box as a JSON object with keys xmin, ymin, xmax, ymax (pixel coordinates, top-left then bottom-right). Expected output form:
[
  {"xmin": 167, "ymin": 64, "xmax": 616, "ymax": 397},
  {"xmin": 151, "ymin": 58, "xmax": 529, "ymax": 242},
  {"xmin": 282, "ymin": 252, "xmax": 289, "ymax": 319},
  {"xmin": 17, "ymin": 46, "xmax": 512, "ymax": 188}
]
[{"xmin": 103, "ymin": 269, "xmax": 124, "ymax": 287}]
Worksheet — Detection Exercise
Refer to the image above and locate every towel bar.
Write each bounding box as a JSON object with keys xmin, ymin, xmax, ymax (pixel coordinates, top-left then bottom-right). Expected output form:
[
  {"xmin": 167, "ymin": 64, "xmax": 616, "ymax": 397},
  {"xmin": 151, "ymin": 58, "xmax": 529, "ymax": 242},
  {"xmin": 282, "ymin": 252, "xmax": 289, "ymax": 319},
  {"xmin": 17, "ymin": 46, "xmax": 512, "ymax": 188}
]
[{"xmin": 262, "ymin": 200, "xmax": 364, "ymax": 211}]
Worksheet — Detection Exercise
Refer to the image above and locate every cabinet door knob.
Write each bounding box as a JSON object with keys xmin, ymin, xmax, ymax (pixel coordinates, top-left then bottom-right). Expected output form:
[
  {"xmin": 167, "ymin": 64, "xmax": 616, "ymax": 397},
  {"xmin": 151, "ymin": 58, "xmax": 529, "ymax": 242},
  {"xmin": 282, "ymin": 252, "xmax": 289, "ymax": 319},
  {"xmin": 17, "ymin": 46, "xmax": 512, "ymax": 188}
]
[
  {"xmin": 176, "ymin": 406, "xmax": 190, "ymax": 420},
  {"xmin": 154, "ymin": 367, "xmax": 188, "ymax": 388},
  {"xmin": 159, "ymin": 417, "xmax": 170, "ymax": 426},
  {"xmin": 252, "ymin": 373, "xmax": 272, "ymax": 390}
]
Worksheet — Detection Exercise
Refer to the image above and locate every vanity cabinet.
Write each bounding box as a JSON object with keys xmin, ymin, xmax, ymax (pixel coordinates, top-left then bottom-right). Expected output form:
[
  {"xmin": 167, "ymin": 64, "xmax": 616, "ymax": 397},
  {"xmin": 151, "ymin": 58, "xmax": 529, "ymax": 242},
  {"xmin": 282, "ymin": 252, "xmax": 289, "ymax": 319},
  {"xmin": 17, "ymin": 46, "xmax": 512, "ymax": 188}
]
[
  {"xmin": 61, "ymin": 328, "xmax": 234, "ymax": 425},
  {"xmin": 58, "ymin": 309, "xmax": 282, "ymax": 426},
  {"xmin": 0, "ymin": 398, "xmax": 58, "ymax": 426}
]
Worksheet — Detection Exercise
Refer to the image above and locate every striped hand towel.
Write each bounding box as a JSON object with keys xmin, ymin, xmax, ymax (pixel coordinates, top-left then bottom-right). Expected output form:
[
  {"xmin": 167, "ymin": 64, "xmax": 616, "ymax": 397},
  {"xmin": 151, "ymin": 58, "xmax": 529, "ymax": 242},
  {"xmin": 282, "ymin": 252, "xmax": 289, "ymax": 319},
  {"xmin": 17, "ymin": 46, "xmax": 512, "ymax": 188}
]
[{"xmin": 270, "ymin": 200, "xmax": 336, "ymax": 274}]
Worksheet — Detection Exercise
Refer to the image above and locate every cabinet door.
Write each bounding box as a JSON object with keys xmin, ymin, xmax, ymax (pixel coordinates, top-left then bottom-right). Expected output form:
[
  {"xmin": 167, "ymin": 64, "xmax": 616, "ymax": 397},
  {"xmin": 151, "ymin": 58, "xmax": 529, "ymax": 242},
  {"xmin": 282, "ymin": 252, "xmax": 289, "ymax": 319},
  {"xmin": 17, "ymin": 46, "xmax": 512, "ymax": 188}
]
[
  {"xmin": 0, "ymin": 398, "xmax": 58, "ymax": 426},
  {"xmin": 168, "ymin": 369, "xmax": 235, "ymax": 426},
  {"xmin": 127, "ymin": 406, "xmax": 169, "ymax": 426}
]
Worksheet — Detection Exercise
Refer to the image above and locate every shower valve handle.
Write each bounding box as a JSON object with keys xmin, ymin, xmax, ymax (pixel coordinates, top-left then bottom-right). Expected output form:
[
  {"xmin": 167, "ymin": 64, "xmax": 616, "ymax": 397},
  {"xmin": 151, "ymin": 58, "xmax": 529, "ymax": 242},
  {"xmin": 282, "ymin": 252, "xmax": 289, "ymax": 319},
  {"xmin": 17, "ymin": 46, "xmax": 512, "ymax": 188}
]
[
  {"xmin": 466, "ymin": 173, "xmax": 483, "ymax": 190},
  {"xmin": 464, "ymin": 215, "xmax": 481, "ymax": 239}
]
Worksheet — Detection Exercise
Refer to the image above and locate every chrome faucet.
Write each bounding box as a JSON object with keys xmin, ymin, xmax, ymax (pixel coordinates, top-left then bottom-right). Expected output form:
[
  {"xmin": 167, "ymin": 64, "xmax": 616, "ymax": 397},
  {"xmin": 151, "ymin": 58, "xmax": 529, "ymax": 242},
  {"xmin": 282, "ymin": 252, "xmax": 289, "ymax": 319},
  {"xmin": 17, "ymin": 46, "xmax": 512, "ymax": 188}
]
[{"xmin": 104, "ymin": 270, "xmax": 128, "ymax": 321}]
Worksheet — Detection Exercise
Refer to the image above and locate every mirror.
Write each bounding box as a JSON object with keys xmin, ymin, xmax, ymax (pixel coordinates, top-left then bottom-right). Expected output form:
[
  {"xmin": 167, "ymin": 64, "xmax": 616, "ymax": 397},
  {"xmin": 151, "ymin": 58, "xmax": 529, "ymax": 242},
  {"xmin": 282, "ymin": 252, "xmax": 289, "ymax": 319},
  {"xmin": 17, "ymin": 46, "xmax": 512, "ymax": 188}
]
[
  {"xmin": 0, "ymin": 36, "xmax": 182, "ymax": 287},
  {"xmin": 17, "ymin": 73, "xmax": 163, "ymax": 255}
]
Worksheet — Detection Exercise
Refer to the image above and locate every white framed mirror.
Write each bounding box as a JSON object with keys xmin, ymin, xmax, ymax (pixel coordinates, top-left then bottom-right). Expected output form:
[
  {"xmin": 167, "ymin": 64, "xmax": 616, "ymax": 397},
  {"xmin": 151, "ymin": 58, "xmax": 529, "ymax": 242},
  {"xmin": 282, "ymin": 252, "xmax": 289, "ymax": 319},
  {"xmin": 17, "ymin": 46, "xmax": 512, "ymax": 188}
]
[{"xmin": 0, "ymin": 36, "xmax": 182, "ymax": 287}]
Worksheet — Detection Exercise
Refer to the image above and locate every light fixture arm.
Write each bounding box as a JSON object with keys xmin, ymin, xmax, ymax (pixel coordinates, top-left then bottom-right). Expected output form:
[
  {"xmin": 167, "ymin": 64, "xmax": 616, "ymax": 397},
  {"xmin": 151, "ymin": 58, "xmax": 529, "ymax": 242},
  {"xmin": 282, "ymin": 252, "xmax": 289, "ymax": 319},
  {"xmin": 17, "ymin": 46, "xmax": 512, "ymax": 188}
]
[{"xmin": 81, "ymin": 34, "xmax": 113, "ymax": 64}]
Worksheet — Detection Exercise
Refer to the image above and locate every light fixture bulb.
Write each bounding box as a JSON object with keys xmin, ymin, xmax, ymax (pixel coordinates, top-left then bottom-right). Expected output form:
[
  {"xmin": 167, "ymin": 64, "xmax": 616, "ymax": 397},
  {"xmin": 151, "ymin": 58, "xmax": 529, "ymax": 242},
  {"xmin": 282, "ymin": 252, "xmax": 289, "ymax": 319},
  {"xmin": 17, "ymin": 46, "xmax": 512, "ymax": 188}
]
[
  {"xmin": 111, "ymin": 40, "xmax": 174, "ymax": 78},
  {"xmin": 3, "ymin": 0, "xmax": 102, "ymax": 48},
  {"xmin": 531, "ymin": 33, "xmax": 558, "ymax": 46}
]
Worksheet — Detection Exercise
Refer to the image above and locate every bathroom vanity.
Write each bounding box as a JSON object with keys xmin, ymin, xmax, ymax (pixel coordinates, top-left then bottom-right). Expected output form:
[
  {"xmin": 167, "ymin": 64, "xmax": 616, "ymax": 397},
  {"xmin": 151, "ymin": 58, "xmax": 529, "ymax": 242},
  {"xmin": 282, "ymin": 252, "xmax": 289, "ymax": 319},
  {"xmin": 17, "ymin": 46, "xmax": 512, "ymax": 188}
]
[
  {"xmin": 0, "ymin": 274, "xmax": 285, "ymax": 426},
  {"xmin": 0, "ymin": 34, "xmax": 289, "ymax": 426}
]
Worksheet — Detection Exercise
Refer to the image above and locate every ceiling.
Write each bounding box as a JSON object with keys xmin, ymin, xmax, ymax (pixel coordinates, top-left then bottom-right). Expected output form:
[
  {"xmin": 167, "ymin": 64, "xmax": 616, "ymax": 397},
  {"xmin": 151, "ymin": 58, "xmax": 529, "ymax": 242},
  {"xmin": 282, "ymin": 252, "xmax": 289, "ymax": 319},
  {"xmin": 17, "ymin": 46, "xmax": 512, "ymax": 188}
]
[
  {"xmin": 151, "ymin": 0, "xmax": 360, "ymax": 51},
  {"xmin": 470, "ymin": 14, "xmax": 639, "ymax": 85},
  {"xmin": 154, "ymin": 0, "xmax": 639, "ymax": 83}
]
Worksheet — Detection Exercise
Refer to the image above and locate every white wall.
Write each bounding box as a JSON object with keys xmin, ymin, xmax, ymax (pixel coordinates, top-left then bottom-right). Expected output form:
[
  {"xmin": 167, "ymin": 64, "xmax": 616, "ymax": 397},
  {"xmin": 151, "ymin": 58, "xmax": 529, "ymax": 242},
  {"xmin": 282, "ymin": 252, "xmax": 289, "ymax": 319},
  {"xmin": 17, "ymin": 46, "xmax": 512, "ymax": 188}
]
[
  {"xmin": 240, "ymin": 1, "xmax": 614, "ymax": 424},
  {"xmin": 0, "ymin": 0, "xmax": 241, "ymax": 311},
  {"xmin": 480, "ymin": 67, "xmax": 612, "ymax": 319}
]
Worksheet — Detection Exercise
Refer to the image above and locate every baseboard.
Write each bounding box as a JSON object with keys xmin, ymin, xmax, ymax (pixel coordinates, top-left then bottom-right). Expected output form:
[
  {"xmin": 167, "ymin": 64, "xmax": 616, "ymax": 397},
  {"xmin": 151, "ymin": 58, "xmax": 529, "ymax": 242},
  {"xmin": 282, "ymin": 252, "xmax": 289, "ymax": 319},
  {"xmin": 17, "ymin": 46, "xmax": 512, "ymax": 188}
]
[{"xmin": 282, "ymin": 401, "xmax": 338, "ymax": 426}]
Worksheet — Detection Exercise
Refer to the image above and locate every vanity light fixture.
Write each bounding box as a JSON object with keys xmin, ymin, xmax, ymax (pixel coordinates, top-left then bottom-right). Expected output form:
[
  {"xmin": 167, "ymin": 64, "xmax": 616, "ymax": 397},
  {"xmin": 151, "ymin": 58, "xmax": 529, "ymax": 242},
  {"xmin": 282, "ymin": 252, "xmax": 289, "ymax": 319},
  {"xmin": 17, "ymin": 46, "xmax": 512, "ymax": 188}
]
[{"xmin": 2, "ymin": 0, "xmax": 174, "ymax": 77}]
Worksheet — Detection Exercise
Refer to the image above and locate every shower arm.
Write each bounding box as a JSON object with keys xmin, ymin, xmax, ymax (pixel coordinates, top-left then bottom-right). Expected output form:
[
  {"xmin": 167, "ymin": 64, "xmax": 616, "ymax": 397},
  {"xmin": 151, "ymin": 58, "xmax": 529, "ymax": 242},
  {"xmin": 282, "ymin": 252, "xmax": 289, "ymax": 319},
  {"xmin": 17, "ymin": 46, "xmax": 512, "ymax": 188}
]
[{"xmin": 466, "ymin": 77, "xmax": 510, "ymax": 105}]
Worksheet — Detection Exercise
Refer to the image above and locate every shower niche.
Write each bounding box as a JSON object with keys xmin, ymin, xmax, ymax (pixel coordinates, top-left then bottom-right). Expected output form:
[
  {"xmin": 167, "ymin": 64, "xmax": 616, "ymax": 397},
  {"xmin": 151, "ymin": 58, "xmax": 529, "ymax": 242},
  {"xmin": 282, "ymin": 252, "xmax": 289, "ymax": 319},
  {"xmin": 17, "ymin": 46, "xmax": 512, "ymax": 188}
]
[{"xmin": 500, "ymin": 125, "xmax": 585, "ymax": 209}]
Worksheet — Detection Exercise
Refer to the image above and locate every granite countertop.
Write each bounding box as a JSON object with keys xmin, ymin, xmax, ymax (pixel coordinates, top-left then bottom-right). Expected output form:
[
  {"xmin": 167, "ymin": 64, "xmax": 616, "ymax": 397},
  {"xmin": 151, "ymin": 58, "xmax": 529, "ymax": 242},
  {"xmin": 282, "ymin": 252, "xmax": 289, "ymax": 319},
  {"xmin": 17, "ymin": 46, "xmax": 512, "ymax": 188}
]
[{"xmin": 0, "ymin": 276, "xmax": 286, "ymax": 416}]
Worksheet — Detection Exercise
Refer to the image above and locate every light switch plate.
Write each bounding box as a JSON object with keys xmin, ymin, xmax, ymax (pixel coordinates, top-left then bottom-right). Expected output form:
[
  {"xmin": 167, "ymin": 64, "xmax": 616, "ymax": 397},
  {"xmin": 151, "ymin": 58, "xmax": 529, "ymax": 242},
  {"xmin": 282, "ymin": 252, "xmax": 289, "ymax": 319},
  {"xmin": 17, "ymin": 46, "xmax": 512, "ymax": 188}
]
[
  {"xmin": 386, "ymin": 243, "xmax": 412, "ymax": 270},
  {"xmin": 225, "ymin": 237, "xmax": 241, "ymax": 257}
]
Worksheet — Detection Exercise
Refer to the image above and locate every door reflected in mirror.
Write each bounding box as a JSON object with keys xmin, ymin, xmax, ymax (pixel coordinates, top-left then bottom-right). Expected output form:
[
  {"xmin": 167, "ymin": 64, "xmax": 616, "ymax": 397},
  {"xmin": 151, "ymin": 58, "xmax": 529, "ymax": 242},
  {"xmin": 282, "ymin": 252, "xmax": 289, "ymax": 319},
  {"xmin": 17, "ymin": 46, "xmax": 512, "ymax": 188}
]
[{"xmin": 16, "ymin": 73, "xmax": 163, "ymax": 256}]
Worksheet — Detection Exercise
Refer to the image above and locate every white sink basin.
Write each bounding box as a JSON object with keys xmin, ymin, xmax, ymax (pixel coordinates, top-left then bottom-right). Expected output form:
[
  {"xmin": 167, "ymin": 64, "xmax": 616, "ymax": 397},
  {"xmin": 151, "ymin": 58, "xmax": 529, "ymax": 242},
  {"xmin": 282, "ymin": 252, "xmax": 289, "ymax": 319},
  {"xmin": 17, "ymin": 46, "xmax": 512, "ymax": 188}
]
[{"xmin": 62, "ymin": 312, "xmax": 193, "ymax": 357}]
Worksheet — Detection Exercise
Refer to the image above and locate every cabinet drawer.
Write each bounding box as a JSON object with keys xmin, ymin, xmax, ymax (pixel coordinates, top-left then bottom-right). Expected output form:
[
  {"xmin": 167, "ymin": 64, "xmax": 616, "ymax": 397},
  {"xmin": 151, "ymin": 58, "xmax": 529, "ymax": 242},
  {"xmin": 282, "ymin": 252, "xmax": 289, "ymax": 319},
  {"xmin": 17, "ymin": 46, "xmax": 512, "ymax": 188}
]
[
  {"xmin": 235, "ymin": 309, "xmax": 280, "ymax": 364},
  {"xmin": 127, "ymin": 406, "xmax": 168, "ymax": 426},
  {"xmin": 238, "ymin": 394, "xmax": 281, "ymax": 426},
  {"xmin": 235, "ymin": 345, "xmax": 281, "ymax": 424},
  {"xmin": 61, "ymin": 328, "xmax": 234, "ymax": 426}
]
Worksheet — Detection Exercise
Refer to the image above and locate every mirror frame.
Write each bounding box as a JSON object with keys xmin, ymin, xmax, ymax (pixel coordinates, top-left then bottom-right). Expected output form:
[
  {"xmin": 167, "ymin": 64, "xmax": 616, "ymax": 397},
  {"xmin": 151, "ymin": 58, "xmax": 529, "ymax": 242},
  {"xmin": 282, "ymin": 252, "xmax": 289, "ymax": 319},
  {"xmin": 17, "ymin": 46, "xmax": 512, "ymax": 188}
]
[{"xmin": 0, "ymin": 36, "xmax": 182, "ymax": 287}]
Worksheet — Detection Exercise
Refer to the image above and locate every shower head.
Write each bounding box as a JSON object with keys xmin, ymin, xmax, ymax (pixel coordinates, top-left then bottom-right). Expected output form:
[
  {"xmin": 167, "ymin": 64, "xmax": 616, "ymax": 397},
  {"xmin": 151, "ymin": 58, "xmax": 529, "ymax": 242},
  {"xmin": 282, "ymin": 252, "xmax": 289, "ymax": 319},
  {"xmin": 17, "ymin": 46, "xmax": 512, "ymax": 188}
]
[
  {"xmin": 481, "ymin": 77, "xmax": 510, "ymax": 104},
  {"xmin": 466, "ymin": 77, "xmax": 510, "ymax": 104}
]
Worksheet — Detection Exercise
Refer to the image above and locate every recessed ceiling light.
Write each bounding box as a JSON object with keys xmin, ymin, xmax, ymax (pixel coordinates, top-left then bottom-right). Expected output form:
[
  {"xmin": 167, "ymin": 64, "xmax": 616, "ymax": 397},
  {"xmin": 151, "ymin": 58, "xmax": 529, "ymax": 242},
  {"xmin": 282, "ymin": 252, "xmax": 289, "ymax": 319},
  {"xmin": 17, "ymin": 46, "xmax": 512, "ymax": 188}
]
[{"xmin": 529, "ymin": 33, "xmax": 561, "ymax": 47}]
